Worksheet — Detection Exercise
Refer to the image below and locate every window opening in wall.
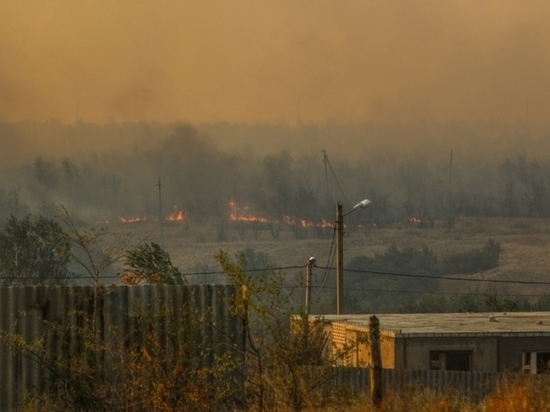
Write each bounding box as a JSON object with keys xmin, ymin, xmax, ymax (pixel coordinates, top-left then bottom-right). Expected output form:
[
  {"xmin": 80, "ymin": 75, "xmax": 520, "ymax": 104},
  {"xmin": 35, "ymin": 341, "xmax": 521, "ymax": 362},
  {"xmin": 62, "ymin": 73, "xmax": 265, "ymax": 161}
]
[
  {"xmin": 523, "ymin": 352, "xmax": 550, "ymax": 374},
  {"xmin": 538, "ymin": 352, "xmax": 550, "ymax": 374},
  {"xmin": 430, "ymin": 351, "xmax": 471, "ymax": 371}
]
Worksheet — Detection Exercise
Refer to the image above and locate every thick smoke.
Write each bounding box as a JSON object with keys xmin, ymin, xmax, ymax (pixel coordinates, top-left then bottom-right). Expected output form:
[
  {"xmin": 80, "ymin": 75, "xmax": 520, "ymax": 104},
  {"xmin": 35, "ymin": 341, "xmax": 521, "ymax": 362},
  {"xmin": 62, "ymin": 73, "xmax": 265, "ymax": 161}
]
[
  {"xmin": 1, "ymin": 1, "xmax": 549, "ymax": 124},
  {"xmin": 1, "ymin": 120, "xmax": 550, "ymax": 226}
]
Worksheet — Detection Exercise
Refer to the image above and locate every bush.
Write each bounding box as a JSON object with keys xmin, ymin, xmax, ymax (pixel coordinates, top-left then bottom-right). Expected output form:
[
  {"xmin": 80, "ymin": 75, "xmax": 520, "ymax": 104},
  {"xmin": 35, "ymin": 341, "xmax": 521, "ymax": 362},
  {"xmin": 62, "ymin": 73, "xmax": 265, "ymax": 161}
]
[
  {"xmin": 344, "ymin": 239, "xmax": 502, "ymax": 313},
  {"xmin": 442, "ymin": 239, "xmax": 501, "ymax": 274}
]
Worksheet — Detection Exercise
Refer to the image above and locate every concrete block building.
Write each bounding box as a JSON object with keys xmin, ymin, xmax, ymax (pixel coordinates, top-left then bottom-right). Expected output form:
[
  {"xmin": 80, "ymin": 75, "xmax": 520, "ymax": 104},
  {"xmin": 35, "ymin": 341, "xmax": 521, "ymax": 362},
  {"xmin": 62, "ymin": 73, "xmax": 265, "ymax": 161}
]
[{"xmin": 320, "ymin": 312, "xmax": 550, "ymax": 374}]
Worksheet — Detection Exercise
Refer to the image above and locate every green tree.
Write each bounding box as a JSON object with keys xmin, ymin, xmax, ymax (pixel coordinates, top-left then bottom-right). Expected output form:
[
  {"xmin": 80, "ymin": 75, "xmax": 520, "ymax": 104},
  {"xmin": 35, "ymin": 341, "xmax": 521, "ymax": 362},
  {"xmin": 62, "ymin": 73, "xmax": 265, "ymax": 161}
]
[
  {"xmin": 57, "ymin": 206, "xmax": 135, "ymax": 334},
  {"xmin": 484, "ymin": 294, "xmax": 526, "ymax": 312},
  {"xmin": 57, "ymin": 206, "xmax": 130, "ymax": 286},
  {"xmin": 0, "ymin": 214, "xmax": 71, "ymax": 285},
  {"xmin": 121, "ymin": 242, "xmax": 187, "ymax": 285}
]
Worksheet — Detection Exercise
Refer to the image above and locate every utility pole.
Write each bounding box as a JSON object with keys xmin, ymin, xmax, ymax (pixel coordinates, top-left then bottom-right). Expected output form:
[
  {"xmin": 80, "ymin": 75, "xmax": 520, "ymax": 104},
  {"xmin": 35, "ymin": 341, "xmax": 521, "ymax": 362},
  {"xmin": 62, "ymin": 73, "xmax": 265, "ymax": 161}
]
[
  {"xmin": 369, "ymin": 315, "xmax": 382, "ymax": 407},
  {"xmin": 336, "ymin": 202, "xmax": 344, "ymax": 314},
  {"xmin": 157, "ymin": 177, "xmax": 164, "ymax": 246},
  {"xmin": 322, "ymin": 150, "xmax": 330, "ymax": 200},
  {"xmin": 449, "ymin": 149, "xmax": 453, "ymax": 205},
  {"xmin": 305, "ymin": 257, "xmax": 316, "ymax": 314},
  {"xmin": 335, "ymin": 199, "xmax": 372, "ymax": 315}
]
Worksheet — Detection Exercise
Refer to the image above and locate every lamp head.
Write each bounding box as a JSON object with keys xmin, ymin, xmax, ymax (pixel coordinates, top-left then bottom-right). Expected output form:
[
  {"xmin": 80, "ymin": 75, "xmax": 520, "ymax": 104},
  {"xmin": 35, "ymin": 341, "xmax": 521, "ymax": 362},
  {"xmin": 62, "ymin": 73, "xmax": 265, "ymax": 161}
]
[{"xmin": 352, "ymin": 199, "xmax": 372, "ymax": 210}]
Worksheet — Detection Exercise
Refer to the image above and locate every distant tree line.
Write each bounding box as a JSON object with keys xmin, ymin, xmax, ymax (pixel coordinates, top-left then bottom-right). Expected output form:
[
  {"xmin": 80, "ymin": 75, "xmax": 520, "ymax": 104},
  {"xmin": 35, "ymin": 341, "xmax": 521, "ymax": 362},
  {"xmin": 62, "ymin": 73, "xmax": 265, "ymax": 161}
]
[{"xmin": 2, "ymin": 121, "xmax": 550, "ymax": 227}]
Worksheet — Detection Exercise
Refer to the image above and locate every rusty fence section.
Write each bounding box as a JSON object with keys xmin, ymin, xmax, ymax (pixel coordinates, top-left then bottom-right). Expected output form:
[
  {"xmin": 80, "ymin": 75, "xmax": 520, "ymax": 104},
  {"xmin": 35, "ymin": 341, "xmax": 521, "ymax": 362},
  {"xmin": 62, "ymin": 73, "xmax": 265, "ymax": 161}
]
[
  {"xmin": 0, "ymin": 284, "xmax": 242, "ymax": 411},
  {"xmin": 334, "ymin": 367, "xmax": 500, "ymax": 398}
]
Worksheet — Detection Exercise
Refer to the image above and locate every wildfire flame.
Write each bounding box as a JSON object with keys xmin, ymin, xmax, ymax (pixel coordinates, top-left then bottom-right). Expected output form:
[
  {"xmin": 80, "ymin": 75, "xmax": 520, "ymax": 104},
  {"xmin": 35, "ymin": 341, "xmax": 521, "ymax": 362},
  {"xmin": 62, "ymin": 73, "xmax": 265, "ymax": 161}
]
[
  {"xmin": 228, "ymin": 199, "xmax": 333, "ymax": 228},
  {"xmin": 166, "ymin": 206, "xmax": 185, "ymax": 221},
  {"xmin": 114, "ymin": 199, "xmax": 335, "ymax": 229},
  {"xmin": 119, "ymin": 215, "xmax": 151, "ymax": 223},
  {"xmin": 118, "ymin": 205, "xmax": 186, "ymax": 223},
  {"xmin": 228, "ymin": 199, "xmax": 269, "ymax": 223}
]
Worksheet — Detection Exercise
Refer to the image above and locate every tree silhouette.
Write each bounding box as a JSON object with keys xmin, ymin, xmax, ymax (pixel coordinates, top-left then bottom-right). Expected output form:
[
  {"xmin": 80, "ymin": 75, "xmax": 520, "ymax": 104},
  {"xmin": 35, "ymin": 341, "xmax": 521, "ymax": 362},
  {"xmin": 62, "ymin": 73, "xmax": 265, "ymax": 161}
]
[{"xmin": 0, "ymin": 214, "xmax": 71, "ymax": 285}]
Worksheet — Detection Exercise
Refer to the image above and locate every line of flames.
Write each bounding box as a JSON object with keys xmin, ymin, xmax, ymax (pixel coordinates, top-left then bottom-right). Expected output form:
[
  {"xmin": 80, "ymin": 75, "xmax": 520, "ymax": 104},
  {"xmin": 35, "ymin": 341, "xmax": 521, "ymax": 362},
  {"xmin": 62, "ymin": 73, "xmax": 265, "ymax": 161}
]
[
  {"xmin": 112, "ymin": 199, "xmax": 346, "ymax": 229},
  {"xmin": 115, "ymin": 206, "xmax": 185, "ymax": 224},
  {"xmin": 229, "ymin": 199, "xmax": 333, "ymax": 228}
]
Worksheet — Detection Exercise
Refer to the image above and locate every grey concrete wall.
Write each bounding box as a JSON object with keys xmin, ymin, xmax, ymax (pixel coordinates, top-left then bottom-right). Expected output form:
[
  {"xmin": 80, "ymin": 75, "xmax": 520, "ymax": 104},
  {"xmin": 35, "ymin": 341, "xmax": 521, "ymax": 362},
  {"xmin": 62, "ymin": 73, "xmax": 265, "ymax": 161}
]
[
  {"xmin": 403, "ymin": 336, "xmax": 498, "ymax": 372},
  {"xmin": 498, "ymin": 336, "xmax": 550, "ymax": 372}
]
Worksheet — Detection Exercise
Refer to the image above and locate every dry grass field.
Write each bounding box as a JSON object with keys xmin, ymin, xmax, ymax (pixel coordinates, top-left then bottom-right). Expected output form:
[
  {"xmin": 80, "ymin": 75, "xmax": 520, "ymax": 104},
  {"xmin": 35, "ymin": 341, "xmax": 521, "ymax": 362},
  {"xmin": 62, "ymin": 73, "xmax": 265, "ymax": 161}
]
[
  {"xmin": 344, "ymin": 374, "xmax": 550, "ymax": 412},
  {"xmin": 113, "ymin": 216, "xmax": 550, "ymax": 302}
]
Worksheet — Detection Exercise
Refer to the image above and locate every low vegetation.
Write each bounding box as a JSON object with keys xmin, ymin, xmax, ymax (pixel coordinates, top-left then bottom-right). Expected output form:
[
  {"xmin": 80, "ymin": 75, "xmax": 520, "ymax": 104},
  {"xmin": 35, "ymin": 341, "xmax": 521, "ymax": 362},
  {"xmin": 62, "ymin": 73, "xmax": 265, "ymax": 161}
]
[
  {"xmin": 328, "ymin": 239, "xmax": 504, "ymax": 313},
  {"xmin": 346, "ymin": 374, "xmax": 550, "ymax": 412}
]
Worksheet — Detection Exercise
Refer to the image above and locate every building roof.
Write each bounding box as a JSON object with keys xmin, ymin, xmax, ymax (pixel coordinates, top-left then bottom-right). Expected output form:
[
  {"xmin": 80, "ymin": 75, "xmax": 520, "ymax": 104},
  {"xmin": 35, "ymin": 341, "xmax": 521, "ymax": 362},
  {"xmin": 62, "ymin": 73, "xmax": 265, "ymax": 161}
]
[{"xmin": 316, "ymin": 312, "xmax": 550, "ymax": 337}]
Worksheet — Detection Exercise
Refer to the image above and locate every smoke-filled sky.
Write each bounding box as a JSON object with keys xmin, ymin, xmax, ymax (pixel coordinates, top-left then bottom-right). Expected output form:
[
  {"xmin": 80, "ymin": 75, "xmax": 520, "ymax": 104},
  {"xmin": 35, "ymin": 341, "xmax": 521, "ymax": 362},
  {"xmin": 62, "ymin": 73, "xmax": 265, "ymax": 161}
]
[{"xmin": 1, "ymin": 1, "xmax": 549, "ymax": 125}]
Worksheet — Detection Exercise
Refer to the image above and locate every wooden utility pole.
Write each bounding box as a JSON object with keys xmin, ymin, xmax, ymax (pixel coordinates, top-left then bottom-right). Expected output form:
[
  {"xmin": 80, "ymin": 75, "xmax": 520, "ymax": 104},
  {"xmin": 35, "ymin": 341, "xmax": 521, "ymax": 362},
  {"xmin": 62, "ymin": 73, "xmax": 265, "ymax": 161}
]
[
  {"xmin": 336, "ymin": 202, "xmax": 344, "ymax": 314},
  {"xmin": 369, "ymin": 315, "xmax": 382, "ymax": 407},
  {"xmin": 322, "ymin": 150, "xmax": 330, "ymax": 200},
  {"xmin": 157, "ymin": 177, "xmax": 164, "ymax": 245},
  {"xmin": 449, "ymin": 149, "xmax": 453, "ymax": 209}
]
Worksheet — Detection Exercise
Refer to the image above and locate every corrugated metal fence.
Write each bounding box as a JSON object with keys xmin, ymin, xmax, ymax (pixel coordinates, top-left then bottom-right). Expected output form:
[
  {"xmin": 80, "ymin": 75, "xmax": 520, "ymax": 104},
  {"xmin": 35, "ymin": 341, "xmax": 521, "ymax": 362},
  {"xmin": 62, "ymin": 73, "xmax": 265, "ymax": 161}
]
[
  {"xmin": 1, "ymin": 285, "xmax": 504, "ymax": 410},
  {"xmin": 0, "ymin": 284, "xmax": 242, "ymax": 411},
  {"xmin": 333, "ymin": 367, "xmax": 499, "ymax": 398}
]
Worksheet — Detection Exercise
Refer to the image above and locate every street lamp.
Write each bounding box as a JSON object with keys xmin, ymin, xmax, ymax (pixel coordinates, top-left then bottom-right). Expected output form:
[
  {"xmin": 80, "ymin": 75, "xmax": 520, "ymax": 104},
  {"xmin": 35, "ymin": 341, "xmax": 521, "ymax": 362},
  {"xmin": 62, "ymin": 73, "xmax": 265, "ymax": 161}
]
[
  {"xmin": 336, "ymin": 199, "xmax": 372, "ymax": 314},
  {"xmin": 305, "ymin": 256, "xmax": 316, "ymax": 315}
]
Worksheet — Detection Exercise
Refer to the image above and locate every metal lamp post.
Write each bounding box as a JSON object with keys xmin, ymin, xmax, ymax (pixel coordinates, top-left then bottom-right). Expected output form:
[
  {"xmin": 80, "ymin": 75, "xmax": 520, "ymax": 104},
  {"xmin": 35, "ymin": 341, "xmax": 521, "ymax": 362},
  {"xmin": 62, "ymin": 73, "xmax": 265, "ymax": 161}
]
[
  {"xmin": 336, "ymin": 199, "xmax": 372, "ymax": 314},
  {"xmin": 305, "ymin": 256, "xmax": 316, "ymax": 314}
]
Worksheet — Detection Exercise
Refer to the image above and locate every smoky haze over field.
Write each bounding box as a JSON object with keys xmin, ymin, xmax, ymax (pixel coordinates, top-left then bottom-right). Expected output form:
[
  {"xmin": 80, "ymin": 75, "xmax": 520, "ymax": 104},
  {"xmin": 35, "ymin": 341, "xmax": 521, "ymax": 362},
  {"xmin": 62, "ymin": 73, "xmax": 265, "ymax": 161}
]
[
  {"xmin": 2, "ymin": 121, "xmax": 550, "ymax": 227},
  {"xmin": 3, "ymin": 2, "xmax": 550, "ymax": 226},
  {"xmin": 1, "ymin": 1, "xmax": 550, "ymax": 125}
]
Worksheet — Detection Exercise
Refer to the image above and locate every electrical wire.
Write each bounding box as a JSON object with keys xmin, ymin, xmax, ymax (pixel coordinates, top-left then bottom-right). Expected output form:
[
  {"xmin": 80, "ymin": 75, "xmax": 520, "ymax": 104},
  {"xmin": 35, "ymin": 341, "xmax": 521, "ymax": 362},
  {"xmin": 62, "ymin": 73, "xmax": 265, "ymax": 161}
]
[
  {"xmin": 315, "ymin": 266, "xmax": 550, "ymax": 286},
  {"xmin": 318, "ymin": 227, "xmax": 336, "ymax": 290},
  {"xmin": 288, "ymin": 284, "xmax": 550, "ymax": 298},
  {"xmin": 5, "ymin": 263, "xmax": 550, "ymax": 289},
  {"xmin": 325, "ymin": 154, "xmax": 350, "ymax": 207},
  {"xmin": 0, "ymin": 264, "xmax": 308, "ymax": 281}
]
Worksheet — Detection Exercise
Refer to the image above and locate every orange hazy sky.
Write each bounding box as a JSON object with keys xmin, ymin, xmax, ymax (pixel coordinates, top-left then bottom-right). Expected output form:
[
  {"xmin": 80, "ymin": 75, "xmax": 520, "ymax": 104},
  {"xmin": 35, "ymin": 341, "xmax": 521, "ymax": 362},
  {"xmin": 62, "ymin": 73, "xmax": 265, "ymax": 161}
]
[{"xmin": 1, "ymin": 0, "xmax": 549, "ymax": 125}]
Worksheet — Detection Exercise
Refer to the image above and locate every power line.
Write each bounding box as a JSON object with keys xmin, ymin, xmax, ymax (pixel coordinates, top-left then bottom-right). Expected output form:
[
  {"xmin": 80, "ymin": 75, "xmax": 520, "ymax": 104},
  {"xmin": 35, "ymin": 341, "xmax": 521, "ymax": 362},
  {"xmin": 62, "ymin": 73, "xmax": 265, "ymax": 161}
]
[
  {"xmin": 324, "ymin": 152, "xmax": 349, "ymax": 207},
  {"xmin": 317, "ymin": 227, "xmax": 336, "ymax": 290},
  {"xmin": 4, "ymin": 264, "xmax": 550, "ymax": 289},
  {"xmin": 315, "ymin": 266, "xmax": 550, "ymax": 286},
  {"xmin": 0, "ymin": 264, "xmax": 308, "ymax": 281},
  {"xmin": 314, "ymin": 285, "xmax": 550, "ymax": 298}
]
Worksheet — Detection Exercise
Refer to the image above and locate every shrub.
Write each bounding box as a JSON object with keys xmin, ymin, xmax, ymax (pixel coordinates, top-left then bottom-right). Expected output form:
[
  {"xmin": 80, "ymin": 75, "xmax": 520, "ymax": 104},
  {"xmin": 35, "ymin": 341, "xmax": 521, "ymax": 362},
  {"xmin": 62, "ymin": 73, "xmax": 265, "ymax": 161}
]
[{"xmin": 441, "ymin": 239, "xmax": 501, "ymax": 274}]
